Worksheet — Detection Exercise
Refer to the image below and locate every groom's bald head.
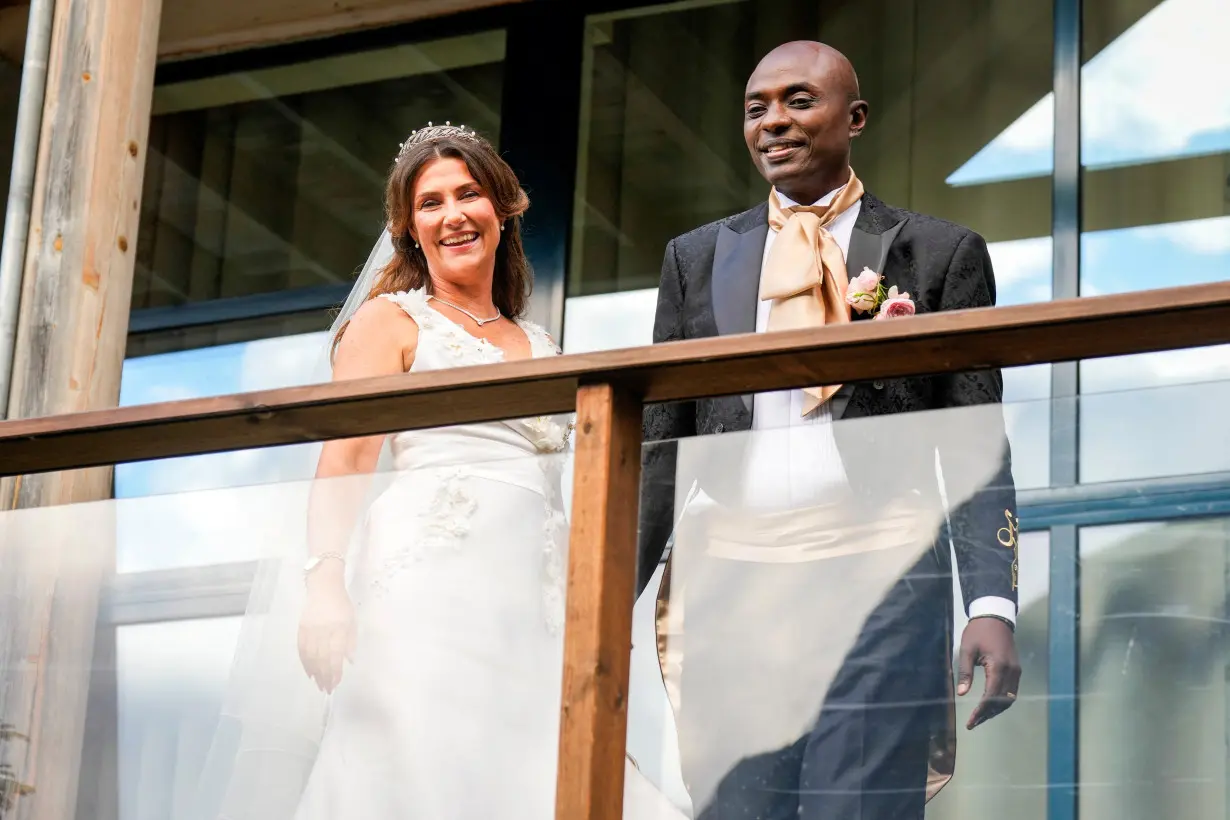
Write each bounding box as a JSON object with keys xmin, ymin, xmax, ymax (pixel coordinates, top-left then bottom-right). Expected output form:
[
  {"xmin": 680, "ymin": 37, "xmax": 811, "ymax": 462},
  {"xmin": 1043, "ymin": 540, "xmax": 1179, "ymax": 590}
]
[
  {"xmin": 744, "ymin": 41, "xmax": 868, "ymax": 203},
  {"xmin": 751, "ymin": 41, "xmax": 861, "ymax": 101}
]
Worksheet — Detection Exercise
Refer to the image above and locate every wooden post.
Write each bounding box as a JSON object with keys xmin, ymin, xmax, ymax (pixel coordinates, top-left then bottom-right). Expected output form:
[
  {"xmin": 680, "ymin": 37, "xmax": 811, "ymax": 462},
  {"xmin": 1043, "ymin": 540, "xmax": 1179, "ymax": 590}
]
[
  {"xmin": 556, "ymin": 382, "xmax": 643, "ymax": 820},
  {"xmin": 0, "ymin": 0, "xmax": 162, "ymax": 817}
]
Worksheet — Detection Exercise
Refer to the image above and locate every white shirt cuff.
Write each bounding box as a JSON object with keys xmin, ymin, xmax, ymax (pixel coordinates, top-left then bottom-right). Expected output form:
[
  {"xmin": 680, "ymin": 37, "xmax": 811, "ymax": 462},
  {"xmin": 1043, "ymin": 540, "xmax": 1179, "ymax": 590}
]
[{"xmin": 968, "ymin": 596, "xmax": 1017, "ymax": 625}]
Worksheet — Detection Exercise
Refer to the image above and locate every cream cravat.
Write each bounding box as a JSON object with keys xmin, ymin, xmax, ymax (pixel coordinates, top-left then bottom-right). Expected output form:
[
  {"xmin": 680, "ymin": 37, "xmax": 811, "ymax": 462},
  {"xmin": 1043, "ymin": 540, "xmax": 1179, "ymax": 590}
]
[{"xmin": 760, "ymin": 170, "xmax": 865, "ymax": 415}]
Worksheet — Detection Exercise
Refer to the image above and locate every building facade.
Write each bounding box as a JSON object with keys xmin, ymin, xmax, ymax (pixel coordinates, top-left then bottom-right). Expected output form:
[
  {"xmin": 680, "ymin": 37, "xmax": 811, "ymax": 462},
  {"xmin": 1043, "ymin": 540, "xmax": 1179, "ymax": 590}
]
[{"xmin": 1, "ymin": 0, "xmax": 1228, "ymax": 818}]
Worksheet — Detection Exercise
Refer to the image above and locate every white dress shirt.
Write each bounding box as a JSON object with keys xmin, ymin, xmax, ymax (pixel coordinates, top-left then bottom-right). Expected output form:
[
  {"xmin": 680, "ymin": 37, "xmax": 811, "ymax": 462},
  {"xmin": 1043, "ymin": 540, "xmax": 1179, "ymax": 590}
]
[{"xmin": 738, "ymin": 186, "xmax": 1016, "ymax": 624}]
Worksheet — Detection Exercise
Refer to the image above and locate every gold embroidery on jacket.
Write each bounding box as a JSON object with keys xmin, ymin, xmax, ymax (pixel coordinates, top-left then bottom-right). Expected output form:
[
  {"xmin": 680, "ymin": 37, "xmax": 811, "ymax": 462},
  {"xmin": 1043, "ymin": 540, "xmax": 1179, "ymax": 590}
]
[{"xmin": 996, "ymin": 509, "xmax": 1020, "ymax": 590}]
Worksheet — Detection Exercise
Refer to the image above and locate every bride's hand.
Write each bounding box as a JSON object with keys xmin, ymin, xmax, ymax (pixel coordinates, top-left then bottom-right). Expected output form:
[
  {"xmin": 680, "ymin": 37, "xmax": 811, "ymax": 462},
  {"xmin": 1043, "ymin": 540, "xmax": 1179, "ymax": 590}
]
[{"xmin": 297, "ymin": 567, "xmax": 357, "ymax": 693}]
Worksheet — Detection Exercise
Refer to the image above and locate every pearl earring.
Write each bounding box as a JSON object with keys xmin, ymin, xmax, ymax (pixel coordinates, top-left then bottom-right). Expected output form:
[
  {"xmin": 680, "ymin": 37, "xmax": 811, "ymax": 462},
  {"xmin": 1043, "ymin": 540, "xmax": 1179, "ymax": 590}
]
[
  {"xmin": 414, "ymin": 241, "xmax": 419, "ymax": 248},
  {"xmin": 500, "ymin": 224, "xmax": 505, "ymax": 231}
]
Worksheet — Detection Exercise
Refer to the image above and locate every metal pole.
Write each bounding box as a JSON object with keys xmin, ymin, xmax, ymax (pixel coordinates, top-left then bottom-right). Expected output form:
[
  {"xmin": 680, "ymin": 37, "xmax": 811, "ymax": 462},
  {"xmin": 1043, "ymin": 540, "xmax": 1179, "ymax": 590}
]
[
  {"xmin": 0, "ymin": 0, "xmax": 55, "ymax": 419},
  {"xmin": 1047, "ymin": 0, "xmax": 1082, "ymax": 815}
]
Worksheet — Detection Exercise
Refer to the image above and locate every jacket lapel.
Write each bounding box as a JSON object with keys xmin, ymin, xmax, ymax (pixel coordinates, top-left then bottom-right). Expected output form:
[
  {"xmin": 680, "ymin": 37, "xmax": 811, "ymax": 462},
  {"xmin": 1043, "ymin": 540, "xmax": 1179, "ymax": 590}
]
[
  {"xmin": 848, "ymin": 192, "xmax": 907, "ymax": 287},
  {"xmin": 711, "ymin": 203, "xmax": 768, "ymax": 414},
  {"xmin": 835, "ymin": 193, "xmax": 906, "ymax": 419},
  {"xmin": 845, "ymin": 227, "xmax": 885, "ymax": 286}
]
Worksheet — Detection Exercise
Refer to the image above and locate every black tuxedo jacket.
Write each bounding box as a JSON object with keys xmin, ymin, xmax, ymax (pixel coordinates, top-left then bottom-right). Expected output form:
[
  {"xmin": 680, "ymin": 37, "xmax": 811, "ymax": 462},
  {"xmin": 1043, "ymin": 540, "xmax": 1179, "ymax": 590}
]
[{"xmin": 637, "ymin": 192, "xmax": 1019, "ymax": 614}]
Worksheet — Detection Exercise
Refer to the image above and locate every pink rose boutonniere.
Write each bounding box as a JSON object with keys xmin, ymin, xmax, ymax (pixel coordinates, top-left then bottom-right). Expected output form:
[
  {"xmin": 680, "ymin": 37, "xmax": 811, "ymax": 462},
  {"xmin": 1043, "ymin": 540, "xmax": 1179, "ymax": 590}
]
[
  {"xmin": 844, "ymin": 267, "xmax": 916, "ymax": 320},
  {"xmin": 874, "ymin": 287, "xmax": 916, "ymax": 320}
]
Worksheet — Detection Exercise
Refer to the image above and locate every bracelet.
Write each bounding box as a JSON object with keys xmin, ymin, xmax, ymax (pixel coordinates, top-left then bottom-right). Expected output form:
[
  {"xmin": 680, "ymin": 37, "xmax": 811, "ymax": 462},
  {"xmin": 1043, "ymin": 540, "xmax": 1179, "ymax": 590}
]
[
  {"xmin": 970, "ymin": 613, "xmax": 1015, "ymax": 632},
  {"xmin": 304, "ymin": 552, "xmax": 347, "ymax": 577}
]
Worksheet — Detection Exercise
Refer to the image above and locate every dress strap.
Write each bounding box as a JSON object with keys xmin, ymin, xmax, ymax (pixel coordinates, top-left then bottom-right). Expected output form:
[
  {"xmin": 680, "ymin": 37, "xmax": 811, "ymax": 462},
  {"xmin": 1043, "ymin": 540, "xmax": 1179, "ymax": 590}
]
[
  {"xmin": 515, "ymin": 317, "xmax": 561, "ymax": 358},
  {"xmin": 378, "ymin": 289, "xmax": 436, "ymax": 326}
]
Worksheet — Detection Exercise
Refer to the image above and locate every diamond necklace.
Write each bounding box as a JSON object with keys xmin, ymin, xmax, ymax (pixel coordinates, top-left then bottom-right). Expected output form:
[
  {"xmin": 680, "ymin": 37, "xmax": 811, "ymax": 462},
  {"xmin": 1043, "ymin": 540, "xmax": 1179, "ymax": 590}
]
[{"xmin": 428, "ymin": 294, "xmax": 502, "ymax": 326}]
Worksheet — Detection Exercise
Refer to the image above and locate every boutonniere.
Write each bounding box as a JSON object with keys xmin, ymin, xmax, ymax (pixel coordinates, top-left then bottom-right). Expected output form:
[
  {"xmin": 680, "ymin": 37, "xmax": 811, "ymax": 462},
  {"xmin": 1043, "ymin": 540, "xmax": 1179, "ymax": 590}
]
[{"xmin": 845, "ymin": 267, "xmax": 916, "ymax": 320}]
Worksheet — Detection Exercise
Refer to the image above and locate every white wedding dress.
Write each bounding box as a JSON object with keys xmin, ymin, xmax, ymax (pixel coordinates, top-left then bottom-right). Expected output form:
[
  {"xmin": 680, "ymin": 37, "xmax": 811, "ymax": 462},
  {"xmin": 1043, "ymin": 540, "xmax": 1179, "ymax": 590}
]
[{"xmin": 283, "ymin": 289, "xmax": 686, "ymax": 820}]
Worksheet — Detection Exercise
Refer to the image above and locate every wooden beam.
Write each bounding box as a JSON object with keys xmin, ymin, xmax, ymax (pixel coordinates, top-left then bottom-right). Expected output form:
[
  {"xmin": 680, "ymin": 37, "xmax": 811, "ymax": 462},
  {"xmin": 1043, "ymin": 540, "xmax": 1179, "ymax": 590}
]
[
  {"xmin": 556, "ymin": 382, "xmax": 642, "ymax": 820},
  {"xmin": 157, "ymin": 0, "xmax": 526, "ymax": 60},
  {"xmin": 0, "ymin": 0, "xmax": 161, "ymax": 817},
  {"xmin": 4, "ymin": 282, "xmax": 1230, "ymax": 476}
]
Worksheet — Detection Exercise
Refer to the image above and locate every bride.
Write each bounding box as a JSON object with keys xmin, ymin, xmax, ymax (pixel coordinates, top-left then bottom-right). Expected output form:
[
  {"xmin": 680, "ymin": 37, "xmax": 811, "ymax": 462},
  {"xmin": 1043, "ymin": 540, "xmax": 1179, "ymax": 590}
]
[{"xmin": 198, "ymin": 123, "xmax": 686, "ymax": 820}]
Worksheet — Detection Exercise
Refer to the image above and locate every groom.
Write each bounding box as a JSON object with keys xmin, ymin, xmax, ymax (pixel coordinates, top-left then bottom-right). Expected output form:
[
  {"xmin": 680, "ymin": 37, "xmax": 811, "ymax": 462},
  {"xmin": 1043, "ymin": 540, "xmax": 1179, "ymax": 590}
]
[{"xmin": 638, "ymin": 41, "xmax": 1021, "ymax": 819}]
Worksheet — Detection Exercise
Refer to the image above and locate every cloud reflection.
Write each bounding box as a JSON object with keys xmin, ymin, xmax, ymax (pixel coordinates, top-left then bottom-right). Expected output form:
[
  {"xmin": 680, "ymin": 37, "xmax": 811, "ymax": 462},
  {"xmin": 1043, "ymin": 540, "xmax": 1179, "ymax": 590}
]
[{"xmin": 948, "ymin": 0, "xmax": 1230, "ymax": 186}]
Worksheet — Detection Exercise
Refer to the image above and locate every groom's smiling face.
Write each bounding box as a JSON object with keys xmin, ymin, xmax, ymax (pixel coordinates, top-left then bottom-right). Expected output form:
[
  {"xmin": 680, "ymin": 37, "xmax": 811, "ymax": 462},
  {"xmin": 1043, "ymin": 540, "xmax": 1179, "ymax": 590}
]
[{"xmin": 743, "ymin": 42, "xmax": 868, "ymax": 204}]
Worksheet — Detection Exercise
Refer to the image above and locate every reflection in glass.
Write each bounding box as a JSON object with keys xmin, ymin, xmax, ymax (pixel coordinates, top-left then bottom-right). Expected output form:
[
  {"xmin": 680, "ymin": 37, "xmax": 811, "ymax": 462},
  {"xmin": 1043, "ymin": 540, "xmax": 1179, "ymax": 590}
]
[
  {"xmin": 1079, "ymin": 520, "xmax": 1230, "ymax": 820},
  {"xmin": 1078, "ymin": 215, "xmax": 1230, "ymax": 482},
  {"xmin": 987, "ymin": 237, "xmax": 1053, "ymax": 490},
  {"xmin": 1080, "ymin": 379, "xmax": 1230, "ymax": 484},
  {"xmin": 118, "ymin": 618, "xmax": 242, "ymax": 820},
  {"xmin": 1072, "ymin": 0, "xmax": 1229, "ymax": 460},
  {"xmin": 950, "ymin": 0, "xmax": 1229, "ymax": 184},
  {"xmin": 134, "ymin": 30, "xmax": 506, "ymax": 345},
  {"xmin": 1080, "ymin": 220, "xmax": 1230, "ymax": 396},
  {"xmin": 116, "ymin": 332, "xmax": 327, "ymax": 571},
  {"xmin": 1082, "ymin": 216, "xmax": 1230, "ymax": 298},
  {"xmin": 126, "ymin": 308, "xmax": 333, "ymax": 359}
]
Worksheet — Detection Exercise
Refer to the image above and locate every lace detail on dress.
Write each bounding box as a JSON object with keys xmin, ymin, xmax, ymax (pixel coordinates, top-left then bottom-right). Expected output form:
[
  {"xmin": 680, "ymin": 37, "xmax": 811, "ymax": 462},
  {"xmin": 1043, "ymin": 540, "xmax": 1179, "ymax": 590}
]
[
  {"xmin": 541, "ymin": 501, "xmax": 568, "ymax": 634},
  {"xmin": 514, "ymin": 317, "xmax": 561, "ymax": 357},
  {"xmin": 420, "ymin": 470, "xmax": 479, "ymax": 550},
  {"xmin": 367, "ymin": 468, "xmax": 477, "ymax": 599},
  {"xmin": 521, "ymin": 415, "xmax": 575, "ymax": 454},
  {"xmin": 523, "ymin": 406, "xmax": 573, "ymax": 632}
]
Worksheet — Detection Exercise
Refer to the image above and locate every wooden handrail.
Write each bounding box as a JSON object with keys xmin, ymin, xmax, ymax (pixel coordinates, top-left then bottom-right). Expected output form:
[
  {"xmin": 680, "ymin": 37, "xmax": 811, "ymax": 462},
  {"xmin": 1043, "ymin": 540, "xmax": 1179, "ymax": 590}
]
[
  {"xmin": 6, "ymin": 280, "xmax": 1230, "ymax": 820},
  {"xmin": 2, "ymin": 281, "xmax": 1230, "ymax": 476}
]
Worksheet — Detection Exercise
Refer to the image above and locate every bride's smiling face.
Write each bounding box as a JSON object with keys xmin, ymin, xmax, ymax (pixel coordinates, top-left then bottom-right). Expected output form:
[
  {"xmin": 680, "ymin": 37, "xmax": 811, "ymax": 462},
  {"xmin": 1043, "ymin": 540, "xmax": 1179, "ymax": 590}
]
[{"xmin": 409, "ymin": 156, "xmax": 501, "ymax": 286}]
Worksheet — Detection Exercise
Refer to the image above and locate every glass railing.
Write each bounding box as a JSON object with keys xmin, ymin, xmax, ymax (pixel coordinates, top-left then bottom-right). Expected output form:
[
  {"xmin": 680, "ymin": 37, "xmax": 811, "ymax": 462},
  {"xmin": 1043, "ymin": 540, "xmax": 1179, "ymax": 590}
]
[
  {"xmin": 4, "ymin": 356, "xmax": 1230, "ymax": 819},
  {"xmin": 0, "ymin": 416, "xmax": 575, "ymax": 820},
  {"xmin": 626, "ymin": 375, "xmax": 1230, "ymax": 820}
]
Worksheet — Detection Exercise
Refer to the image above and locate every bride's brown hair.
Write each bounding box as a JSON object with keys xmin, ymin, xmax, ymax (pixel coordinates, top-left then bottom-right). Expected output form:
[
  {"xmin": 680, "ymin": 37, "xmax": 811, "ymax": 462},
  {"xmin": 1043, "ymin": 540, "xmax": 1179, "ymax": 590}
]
[{"xmin": 333, "ymin": 129, "xmax": 532, "ymax": 353}]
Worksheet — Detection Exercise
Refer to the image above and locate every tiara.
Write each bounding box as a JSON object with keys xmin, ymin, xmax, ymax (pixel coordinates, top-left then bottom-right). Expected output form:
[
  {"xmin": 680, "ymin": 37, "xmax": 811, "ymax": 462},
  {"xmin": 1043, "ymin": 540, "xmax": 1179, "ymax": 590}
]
[{"xmin": 396, "ymin": 121, "xmax": 482, "ymax": 160}]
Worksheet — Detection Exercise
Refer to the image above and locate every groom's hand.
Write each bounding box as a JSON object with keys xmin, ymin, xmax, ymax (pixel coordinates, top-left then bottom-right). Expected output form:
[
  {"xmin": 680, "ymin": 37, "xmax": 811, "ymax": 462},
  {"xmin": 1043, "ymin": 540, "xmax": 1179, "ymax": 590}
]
[{"xmin": 957, "ymin": 616, "xmax": 1021, "ymax": 729}]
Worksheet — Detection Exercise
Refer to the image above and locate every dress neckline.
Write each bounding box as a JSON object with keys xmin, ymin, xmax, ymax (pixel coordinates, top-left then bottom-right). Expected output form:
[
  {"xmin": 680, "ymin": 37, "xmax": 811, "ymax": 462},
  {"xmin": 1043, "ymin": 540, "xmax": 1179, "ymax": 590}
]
[
  {"xmin": 381, "ymin": 288, "xmax": 550, "ymax": 363},
  {"xmin": 421, "ymin": 300, "xmax": 537, "ymax": 362}
]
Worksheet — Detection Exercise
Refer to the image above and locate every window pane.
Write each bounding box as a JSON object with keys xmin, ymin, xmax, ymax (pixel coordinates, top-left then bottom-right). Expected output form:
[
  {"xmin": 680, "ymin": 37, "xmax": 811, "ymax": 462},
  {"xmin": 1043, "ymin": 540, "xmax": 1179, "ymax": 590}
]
[
  {"xmin": 125, "ymin": 308, "xmax": 334, "ymax": 358},
  {"xmin": 1079, "ymin": 520, "xmax": 1230, "ymax": 819},
  {"xmin": 135, "ymin": 31, "xmax": 506, "ymax": 316},
  {"xmin": 570, "ymin": 0, "xmax": 1053, "ymax": 298},
  {"xmin": 1077, "ymin": 0, "xmax": 1230, "ymax": 482},
  {"xmin": 929, "ymin": 531, "xmax": 1051, "ymax": 820}
]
